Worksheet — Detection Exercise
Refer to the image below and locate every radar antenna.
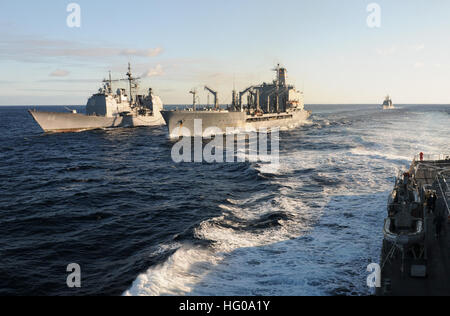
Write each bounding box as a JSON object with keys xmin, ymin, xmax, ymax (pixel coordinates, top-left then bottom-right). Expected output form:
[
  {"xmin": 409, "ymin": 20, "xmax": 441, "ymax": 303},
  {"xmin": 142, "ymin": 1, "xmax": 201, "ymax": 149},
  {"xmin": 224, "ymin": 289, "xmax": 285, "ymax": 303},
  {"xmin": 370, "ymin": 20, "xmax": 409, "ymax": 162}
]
[
  {"xmin": 126, "ymin": 63, "xmax": 141, "ymax": 104},
  {"xmin": 102, "ymin": 64, "xmax": 141, "ymax": 103}
]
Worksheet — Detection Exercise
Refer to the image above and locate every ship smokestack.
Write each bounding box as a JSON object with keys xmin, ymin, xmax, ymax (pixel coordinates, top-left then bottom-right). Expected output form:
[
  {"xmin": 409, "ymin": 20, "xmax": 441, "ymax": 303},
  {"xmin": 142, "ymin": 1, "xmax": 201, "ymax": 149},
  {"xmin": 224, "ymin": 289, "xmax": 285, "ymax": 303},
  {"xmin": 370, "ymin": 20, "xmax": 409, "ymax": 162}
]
[{"xmin": 279, "ymin": 67, "xmax": 287, "ymax": 86}]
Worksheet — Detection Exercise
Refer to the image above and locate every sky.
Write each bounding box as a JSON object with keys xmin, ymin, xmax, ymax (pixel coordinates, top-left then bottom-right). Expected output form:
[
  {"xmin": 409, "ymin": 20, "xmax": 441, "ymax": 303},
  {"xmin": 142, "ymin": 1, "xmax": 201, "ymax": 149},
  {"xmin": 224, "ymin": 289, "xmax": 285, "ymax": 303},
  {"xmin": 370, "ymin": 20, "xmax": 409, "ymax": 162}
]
[{"xmin": 0, "ymin": 0, "xmax": 449, "ymax": 105}]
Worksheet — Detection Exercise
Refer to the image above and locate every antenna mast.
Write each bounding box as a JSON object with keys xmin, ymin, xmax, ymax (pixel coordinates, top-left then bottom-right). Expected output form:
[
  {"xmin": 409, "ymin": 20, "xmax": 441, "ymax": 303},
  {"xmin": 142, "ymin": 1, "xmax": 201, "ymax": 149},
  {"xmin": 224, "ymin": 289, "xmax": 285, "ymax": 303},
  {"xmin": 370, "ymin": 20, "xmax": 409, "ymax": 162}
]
[
  {"xmin": 108, "ymin": 71, "xmax": 112, "ymax": 93},
  {"xmin": 126, "ymin": 63, "xmax": 133, "ymax": 103}
]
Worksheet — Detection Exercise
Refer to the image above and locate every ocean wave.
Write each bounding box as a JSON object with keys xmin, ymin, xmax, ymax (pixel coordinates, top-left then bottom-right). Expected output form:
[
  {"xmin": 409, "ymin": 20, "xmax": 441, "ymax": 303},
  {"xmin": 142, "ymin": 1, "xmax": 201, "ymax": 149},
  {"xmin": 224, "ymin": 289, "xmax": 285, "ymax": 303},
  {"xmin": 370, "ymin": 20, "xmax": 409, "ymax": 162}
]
[{"xmin": 3, "ymin": 105, "xmax": 449, "ymax": 296}]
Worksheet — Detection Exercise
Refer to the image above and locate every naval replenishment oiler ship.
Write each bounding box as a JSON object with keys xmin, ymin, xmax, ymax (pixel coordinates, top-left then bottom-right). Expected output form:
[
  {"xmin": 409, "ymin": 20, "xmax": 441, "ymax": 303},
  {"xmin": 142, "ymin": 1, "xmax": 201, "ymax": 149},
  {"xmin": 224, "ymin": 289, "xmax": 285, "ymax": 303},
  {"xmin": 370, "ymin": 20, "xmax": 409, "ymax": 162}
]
[
  {"xmin": 29, "ymin": 64, "xmax": 165, "ymax": 133},
  {"xmin": 161, "ymin": 65, "xmax": 311, "ymax": 138}
]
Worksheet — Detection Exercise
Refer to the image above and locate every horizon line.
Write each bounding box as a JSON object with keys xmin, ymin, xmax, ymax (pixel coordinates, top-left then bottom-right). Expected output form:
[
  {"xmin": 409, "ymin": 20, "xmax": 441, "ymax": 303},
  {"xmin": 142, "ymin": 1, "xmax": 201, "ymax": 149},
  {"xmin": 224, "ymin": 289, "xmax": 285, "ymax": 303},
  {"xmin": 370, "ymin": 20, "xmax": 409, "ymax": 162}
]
[{"xmin": 1, "ymin": 103, "xmax": 450, "ymax": 107}]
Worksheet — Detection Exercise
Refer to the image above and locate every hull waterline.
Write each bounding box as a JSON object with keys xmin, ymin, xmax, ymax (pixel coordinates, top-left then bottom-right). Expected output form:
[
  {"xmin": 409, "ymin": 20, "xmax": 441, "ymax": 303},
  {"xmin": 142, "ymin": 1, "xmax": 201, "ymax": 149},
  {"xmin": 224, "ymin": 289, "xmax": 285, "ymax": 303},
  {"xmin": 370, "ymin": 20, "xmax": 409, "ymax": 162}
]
[
  {"xmin": 161, "ymin": 110, "xmax": 311, "ymax": 138},
  {"xmin": 29, "ymin": 110, "xmax": 164, "ymax": 133}
]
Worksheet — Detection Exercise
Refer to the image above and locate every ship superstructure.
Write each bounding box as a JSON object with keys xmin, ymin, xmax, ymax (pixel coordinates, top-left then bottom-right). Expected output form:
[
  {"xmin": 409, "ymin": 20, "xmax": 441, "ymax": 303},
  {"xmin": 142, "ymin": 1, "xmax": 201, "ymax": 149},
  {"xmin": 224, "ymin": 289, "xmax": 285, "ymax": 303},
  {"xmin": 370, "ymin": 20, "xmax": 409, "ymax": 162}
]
[
  {"xmin": 231, "ymin": 65, "xmax": 305, "ymax": 114},
  {"xmin": 29, "ymin": 64, "xmax": 165, "ymax": 133},
  {"xmin": 161, "ymin": 65, "xmax": 311, "ymax": 138}
]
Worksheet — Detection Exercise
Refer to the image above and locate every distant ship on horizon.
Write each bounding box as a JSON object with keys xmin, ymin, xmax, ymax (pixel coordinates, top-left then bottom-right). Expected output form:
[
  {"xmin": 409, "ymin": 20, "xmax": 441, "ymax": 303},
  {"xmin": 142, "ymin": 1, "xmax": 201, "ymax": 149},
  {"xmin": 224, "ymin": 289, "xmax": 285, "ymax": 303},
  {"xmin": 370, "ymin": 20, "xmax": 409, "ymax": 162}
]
[
  {"xmin": 382, "ymin": 95, "xmax": 395, "ymax": 110},
  {"xmin": 29, "ymin": 64, "xmax": 165, "ymax": 133}
]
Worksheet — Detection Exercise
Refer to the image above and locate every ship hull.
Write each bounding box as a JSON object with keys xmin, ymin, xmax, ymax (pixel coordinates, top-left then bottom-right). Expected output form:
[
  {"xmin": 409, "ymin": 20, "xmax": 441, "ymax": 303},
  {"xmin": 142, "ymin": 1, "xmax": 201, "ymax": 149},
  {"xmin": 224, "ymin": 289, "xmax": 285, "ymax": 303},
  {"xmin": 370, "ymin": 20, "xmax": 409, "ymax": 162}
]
[
  {"xmin": 29, "ymin": 110, "xmax": 165, "ymax": 133},
  {"xmin": 161, "ymin": 110, "xmax": 311, "ymax": 138}
]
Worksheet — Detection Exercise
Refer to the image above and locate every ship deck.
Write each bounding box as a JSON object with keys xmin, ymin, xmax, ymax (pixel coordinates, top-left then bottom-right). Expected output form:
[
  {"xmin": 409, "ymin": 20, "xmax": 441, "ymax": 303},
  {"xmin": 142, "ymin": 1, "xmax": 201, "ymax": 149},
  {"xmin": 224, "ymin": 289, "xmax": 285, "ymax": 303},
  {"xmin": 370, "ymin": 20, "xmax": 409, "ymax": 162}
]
[{"xmin": 378, "ymin": 160, "xmax": 450, "ymax": 296}]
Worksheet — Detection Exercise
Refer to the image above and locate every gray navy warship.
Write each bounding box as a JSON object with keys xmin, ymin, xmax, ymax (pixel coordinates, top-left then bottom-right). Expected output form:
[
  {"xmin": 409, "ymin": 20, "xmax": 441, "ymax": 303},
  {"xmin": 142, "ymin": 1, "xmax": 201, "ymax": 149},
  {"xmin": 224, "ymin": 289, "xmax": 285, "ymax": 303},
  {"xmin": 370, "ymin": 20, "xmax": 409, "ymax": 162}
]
[
  {"xmin": 29, "ymin": 64, "xmax": 165, "ymax": 133},
  {"xmin": 161, "ymin": 65, "xmax": 311, "ymax": 138},
  {"xmin": 378, "ymin": 153, "xmax": 450, "ymax": 296},
  {"xmin": 382, "ymin": 95, "xmax": 395, "ymax": 110}
]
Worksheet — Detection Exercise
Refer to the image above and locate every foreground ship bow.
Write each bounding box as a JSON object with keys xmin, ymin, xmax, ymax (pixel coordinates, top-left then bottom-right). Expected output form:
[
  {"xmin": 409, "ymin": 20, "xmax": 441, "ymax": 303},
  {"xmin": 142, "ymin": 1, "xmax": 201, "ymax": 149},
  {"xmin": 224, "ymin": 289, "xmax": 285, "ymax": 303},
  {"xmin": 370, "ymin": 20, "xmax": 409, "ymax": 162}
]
[
  {"xmin": 29, "ymin": 64, "xmax": 165, "ymax": 133},
  {"xmin": 161, "ymin": 65, "xmax": 311, "ymax": 138}
]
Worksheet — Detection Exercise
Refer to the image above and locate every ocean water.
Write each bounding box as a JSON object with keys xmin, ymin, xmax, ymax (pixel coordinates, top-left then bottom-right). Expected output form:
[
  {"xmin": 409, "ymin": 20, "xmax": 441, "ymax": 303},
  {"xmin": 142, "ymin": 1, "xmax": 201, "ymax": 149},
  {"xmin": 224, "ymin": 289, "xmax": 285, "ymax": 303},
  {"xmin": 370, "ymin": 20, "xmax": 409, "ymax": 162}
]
[{"xmin": 0, "ymin": 104, "xmax": 449, "ymax": 296}]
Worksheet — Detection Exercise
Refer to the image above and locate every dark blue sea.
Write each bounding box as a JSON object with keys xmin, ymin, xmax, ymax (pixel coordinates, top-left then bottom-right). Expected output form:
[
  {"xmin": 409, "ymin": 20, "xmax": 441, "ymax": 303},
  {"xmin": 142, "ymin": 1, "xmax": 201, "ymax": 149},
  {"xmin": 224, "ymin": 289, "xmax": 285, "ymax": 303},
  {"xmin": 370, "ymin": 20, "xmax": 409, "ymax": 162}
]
[{"xmin": 0, "ymin": 104, "xmax": 449, "ymax": 296}]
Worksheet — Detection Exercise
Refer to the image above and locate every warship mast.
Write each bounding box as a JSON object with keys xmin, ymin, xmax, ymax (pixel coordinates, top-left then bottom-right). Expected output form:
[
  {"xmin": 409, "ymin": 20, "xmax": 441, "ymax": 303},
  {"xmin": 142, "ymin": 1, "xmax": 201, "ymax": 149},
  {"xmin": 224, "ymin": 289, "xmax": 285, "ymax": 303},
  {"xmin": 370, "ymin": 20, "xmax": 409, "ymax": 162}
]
[
  {"xmin": 108, "ymin": 71, "xmax": 112, "ymax": 94},
  {"xmin": 126, "ymin": 63, "xmax": 134, "ymax": 104}
]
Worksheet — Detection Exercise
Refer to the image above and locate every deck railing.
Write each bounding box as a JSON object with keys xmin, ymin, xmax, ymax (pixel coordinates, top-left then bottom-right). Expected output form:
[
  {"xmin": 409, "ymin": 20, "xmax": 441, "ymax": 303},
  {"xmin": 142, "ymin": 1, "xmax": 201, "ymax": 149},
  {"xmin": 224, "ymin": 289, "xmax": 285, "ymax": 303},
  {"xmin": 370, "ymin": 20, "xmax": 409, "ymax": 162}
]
[
  {"xmin": 414, "ymin": 153, "xmax": 450, "ymax": 162},
  {"xmin": 436, "ymin": 174, "xmax": 450, "ymax": 217}
]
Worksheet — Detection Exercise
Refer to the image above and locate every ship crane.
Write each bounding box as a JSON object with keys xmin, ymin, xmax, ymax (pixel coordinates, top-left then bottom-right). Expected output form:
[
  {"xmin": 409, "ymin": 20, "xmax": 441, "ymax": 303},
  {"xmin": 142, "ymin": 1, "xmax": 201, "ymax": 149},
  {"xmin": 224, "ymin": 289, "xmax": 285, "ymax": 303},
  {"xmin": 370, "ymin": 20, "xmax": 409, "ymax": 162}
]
[
  {"xmin": 249, "ymin": 90, "xmax": 260, "ymax": 111},
  {"xmin": 268, "ymin": 87, "xmax": 288, "ymax": 113},
  {"xmin": 239, "ymin": 86, "xmax": 253, "ymax": 112},
  {"xmin": 204, "ymin": 86, "xmax": 219, "ymax": 110}
]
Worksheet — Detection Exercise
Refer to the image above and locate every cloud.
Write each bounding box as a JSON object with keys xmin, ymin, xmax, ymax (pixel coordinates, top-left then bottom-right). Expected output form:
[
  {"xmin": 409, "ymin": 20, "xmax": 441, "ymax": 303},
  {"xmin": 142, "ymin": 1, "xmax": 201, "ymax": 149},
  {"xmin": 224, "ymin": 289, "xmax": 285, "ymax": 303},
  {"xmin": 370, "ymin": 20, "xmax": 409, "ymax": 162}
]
[
  {"xmin": 376, "ymin": 46, "xmax": 397, "ymax": 56},
  {"xmin": 120, "ymin": 47, "xmax": 163, "ymax": 57},
  {"xmin": 414, "ymin": 44, "xmax": 425, "ymax": 51},
  {"xmin": 49, "ymin": 69, "xmax": 70, "ymax": 77},
  {"xmin": 142, "ymin": 64, "xmax": 164, "ymax": 78},
  {"xmin": 40, "ymin": 78, "xmax": 99, "ymax": 83},
  {"xmin": 413, "ymin": 62, "xmax": 424, "ymax": 69},
  {"xmin": 0, "ymin": 32, "xmax": 163, "ymax": 63}
]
